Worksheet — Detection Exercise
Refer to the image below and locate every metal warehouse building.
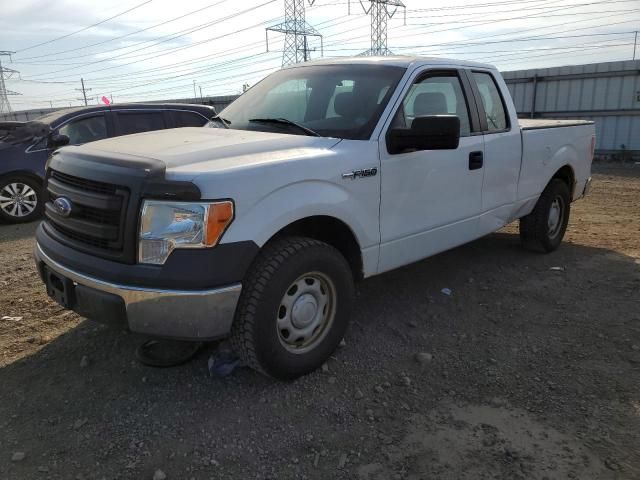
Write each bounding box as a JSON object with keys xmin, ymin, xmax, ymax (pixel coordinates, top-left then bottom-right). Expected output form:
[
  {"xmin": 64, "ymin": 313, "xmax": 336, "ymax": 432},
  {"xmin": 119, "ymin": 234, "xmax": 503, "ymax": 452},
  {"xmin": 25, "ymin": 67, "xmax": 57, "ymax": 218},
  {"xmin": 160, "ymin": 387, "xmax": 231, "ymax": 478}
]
[{"xmin": 502, "ymin": 60, "xmax": 640, "ymax": 155}]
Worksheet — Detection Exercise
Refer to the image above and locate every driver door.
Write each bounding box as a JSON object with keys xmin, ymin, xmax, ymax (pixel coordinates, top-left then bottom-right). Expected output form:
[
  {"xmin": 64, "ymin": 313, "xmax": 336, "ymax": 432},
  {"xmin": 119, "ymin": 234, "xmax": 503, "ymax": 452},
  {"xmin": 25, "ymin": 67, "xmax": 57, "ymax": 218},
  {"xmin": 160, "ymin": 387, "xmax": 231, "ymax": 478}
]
[{"xmin": 378, "ymin": 68, "xmax": 485, "ymax": 273}]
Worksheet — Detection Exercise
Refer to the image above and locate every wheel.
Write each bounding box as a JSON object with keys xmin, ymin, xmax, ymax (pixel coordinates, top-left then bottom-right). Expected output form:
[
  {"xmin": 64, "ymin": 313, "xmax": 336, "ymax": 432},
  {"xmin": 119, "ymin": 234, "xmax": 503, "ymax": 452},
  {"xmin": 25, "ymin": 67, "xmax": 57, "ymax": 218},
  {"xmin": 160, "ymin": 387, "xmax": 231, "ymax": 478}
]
[
  {"xmin": 519, "ymin": 178, "xmax": 571, "ymax": 252},
  {"xmin": 230, "ymin": 236, "xmax": 355, "ymax": 380},
  {"xmin": 0, "ymin": 175, "xmax": 43, "ymax": 224}
]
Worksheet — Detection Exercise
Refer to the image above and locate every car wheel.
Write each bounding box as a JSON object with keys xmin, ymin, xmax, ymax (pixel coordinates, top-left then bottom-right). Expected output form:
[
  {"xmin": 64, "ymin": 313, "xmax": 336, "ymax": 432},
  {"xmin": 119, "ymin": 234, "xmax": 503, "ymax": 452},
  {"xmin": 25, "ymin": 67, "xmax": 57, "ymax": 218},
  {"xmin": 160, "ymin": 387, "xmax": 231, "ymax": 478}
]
[
  {"xmin": 0, "ymin": 176, "xmax": 43, "ymax": 224},
  {"xmin": 519, "ymin": 178, "xmax": 571, "ymax": 252},
  {"xmin": 230, "ymin": 236, "xmax": 355, "ymax": 380}
]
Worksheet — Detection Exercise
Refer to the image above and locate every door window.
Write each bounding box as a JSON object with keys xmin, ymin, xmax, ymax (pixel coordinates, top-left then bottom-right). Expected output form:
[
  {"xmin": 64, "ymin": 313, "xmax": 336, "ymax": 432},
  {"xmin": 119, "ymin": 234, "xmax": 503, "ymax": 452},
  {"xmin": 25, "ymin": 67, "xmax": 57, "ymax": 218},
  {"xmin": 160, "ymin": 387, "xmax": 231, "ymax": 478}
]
[
  {"xmin": 174, "ymin": 110, "xmax": 207, "ymax": 127},
  {"xmin": 473, "ymin": 72, "xmax": 508, "ymax": 132},
  {"xmin": 117, "ymin": 112, "xmax": 165, "ymax": 135},
  {"xmin": 393, "ymin": 73, "xmax": 471, "ymax": 137},
  {"xmin": 58, "ymin": 115, "xmax": 107, "ymax": 145}
]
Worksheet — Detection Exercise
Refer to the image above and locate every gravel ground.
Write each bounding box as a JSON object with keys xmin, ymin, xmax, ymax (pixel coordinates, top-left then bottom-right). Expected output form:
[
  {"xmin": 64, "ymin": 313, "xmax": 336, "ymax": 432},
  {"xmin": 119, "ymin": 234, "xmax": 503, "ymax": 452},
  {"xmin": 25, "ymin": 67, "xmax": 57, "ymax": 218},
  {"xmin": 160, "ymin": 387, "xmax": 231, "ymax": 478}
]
[{"xmin": 1, "ymin": 164, "xmax": 639, "ymax": 480}]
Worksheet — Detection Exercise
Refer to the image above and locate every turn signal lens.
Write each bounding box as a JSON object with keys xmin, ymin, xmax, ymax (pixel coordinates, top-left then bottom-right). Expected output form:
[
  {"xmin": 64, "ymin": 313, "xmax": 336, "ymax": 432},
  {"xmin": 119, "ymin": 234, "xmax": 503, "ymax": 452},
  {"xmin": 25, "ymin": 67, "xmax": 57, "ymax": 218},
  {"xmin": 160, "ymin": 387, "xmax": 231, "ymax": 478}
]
[{"xmin": 205, "ymin": 201, "xmax": 234, "ymax": 246}]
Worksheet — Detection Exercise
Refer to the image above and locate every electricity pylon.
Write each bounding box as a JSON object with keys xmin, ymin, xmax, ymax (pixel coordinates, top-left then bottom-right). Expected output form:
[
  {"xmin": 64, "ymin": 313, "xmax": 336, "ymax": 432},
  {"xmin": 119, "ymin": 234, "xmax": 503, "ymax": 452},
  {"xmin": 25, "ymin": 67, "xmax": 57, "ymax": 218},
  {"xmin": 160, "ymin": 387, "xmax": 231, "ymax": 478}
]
[
  {"xmin": 352, "ymin": 0, "xmax": 406, "ymax": 56},
  {"xmin": 266, "ymin": 0, "xmax": 323, "ymax": 66},
  {"xmin": 0, "ymin": 51, "xmax": 21, "ymax": 114}
]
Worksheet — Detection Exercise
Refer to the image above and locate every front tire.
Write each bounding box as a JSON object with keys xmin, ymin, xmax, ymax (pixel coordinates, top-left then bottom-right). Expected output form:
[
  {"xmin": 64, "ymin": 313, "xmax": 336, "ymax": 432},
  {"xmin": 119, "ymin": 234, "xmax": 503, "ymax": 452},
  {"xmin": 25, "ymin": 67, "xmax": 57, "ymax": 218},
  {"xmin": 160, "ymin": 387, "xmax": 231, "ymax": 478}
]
[
  {"xmin": 519, "ymin": 178, "xmax": 571, "ymax": 252},
  {"xmin": 230, "ymin": 236, "xmax": 355, "ymax": 380},
  {"xmin": 0, "ymin": 175, "xmax": 43, "ymax": 224}
]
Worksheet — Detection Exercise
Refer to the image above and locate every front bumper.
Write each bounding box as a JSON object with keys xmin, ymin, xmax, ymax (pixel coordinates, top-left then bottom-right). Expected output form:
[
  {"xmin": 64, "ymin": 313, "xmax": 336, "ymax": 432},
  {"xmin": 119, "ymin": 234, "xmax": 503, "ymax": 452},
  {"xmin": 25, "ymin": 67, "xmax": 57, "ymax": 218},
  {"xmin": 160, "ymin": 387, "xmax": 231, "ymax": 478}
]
[{"xmin": 34, "ymin": 243, "xmax": 241, "ymax": 340}]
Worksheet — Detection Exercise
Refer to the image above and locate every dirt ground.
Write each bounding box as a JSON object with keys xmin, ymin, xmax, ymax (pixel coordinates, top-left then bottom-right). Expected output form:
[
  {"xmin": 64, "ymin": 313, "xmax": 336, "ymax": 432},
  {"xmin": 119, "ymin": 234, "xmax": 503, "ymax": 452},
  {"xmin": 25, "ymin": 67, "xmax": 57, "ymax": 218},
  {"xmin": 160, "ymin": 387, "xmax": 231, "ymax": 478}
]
[{"xmin": 1, "ymin": 164, "xmax": 639, "ymax": 480}]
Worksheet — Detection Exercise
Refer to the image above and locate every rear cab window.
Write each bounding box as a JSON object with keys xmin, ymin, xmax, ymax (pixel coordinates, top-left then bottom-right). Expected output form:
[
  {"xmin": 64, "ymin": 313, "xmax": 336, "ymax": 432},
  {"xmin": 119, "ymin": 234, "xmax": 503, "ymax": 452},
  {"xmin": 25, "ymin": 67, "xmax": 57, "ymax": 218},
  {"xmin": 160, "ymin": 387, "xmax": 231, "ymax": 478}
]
[{"xmin": 472, "ymin": 72, "xmax": 509, "ymax": 132}]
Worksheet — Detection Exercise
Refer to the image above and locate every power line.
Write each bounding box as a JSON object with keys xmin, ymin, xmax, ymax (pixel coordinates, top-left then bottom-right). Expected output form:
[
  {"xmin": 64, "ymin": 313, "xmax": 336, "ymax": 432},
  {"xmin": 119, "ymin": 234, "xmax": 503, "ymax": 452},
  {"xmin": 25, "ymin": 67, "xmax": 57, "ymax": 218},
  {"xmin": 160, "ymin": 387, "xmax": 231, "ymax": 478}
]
[
  {"xmin": 22, "ymin": 1, "xmax": 280, "ymax": 81},
  {"xmin": 15, "ymin": 1, "xmax": 154, "ymax": 54},
  {"xmin": 12, "ymin": 0, "xmax": 233, "ymax": 63}
]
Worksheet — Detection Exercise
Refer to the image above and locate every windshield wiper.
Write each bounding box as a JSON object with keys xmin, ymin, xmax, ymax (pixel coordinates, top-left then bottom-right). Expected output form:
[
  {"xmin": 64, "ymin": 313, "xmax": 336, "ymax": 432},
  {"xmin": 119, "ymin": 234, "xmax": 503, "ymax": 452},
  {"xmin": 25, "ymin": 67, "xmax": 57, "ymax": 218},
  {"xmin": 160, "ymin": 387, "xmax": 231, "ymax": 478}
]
[
  {"xmin": 210, "ymin": 115, "xmax": 231, "ymax": 129},
  {"xmin": 248, "ymin": 118, "xmax": 320, "ymax": 137}
]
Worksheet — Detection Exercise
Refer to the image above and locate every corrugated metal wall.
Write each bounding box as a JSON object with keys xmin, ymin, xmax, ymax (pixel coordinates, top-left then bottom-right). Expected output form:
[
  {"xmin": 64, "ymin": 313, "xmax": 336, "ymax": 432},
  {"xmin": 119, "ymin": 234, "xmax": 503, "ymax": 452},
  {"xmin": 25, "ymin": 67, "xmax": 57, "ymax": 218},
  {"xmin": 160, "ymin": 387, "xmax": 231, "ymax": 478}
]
[{"xmin": 502, "ymin": 60, "xmax": 640, "ymax": 153}]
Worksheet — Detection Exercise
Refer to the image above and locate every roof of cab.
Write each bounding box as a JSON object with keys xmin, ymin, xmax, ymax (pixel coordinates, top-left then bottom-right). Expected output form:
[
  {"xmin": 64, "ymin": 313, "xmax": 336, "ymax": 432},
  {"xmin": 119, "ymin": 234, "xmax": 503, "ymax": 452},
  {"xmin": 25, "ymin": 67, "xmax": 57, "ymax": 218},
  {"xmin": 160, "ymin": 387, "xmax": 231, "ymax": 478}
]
[{"xmin": 286, "ymin": 55, "xmax": 496, "ymax": 70}]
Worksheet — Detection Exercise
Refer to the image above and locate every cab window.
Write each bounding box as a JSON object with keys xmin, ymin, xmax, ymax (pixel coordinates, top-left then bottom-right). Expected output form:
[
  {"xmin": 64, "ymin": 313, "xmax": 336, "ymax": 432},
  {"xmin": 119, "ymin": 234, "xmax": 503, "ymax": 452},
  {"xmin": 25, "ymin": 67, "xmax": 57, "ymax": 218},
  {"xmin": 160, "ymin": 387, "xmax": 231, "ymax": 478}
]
[
  {"xmin": 117, "ymin": 111, "xmax": 165, "ymax": 135},
  {"xmin": 393, "ymin": 73, "xmax": 471, "ymax": 137},
  {"xmin": 174, "ymin": 110, "xmax": 208, "ymax": 127},
  {"xmin": 58, "ymin": 115, "xmax": 107, "ymax": 145}
]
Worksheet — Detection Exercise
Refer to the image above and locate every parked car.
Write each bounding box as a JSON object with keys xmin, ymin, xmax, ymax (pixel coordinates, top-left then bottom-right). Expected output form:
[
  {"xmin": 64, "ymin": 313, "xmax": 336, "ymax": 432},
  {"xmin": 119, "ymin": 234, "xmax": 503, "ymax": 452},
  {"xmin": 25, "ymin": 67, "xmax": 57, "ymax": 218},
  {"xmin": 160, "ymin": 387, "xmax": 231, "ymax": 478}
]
[
  {"xmin": 34, "ymin": 57, "xmax": 595, "ymax": 379},
  {"xmin": 0, "ymin": 103, "xmax": 217, "ymax": 223}
]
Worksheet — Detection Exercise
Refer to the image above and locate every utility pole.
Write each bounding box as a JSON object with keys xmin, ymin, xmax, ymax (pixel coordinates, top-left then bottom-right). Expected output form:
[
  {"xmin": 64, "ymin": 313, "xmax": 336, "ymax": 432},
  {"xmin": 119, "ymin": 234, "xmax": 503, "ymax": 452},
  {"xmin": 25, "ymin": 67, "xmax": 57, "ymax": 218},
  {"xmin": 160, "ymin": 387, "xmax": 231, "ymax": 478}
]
[
  {"xmin": 351, "ymin": 0, "xmax": 406, "ymax": 56},
  {"xmin": 266, "ymin": 0, "xmax": 323, "ymax": 66},
  {"xmin": 75, "ymin": 78, "xmax": 91, "ymax": 106},
  {"xmin": 193, "ymin": 80, "xmax": 197, "ymax": 100},
  {"xmin": 634, "ymin": 31, "xmax": 638, "ymax": 61},
  {"xmin": 0, "ymin": 51, "xmax": 21, "ymax": 114},
  {"xmin": 199, "ymin": 85, "xmax": 203, "ymax": 101}
]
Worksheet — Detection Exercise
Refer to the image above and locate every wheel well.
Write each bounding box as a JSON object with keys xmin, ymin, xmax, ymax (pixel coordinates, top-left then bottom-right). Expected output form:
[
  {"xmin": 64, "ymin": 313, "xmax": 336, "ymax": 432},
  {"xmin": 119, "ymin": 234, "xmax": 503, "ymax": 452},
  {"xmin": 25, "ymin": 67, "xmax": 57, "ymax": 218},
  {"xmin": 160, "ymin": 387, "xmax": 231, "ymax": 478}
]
[
  {"xmin": 552, "ymin": 165, "xmax": 575, "ymax": 197},
  {"xmin": 0, "ymin": 170, "xmax": 43, "ymax": 187},
  {"xmin": 273, "ymin": 216, "xmax": 364, "ymax": 281}
]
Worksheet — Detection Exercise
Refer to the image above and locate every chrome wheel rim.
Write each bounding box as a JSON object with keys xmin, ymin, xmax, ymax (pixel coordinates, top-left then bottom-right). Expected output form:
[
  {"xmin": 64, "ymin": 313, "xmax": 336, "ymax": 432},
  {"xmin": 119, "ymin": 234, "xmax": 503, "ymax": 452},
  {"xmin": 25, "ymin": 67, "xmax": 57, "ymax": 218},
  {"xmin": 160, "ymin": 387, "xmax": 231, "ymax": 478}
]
[
  {"xmin": 0, "ymin": 182, "xmax": 38, "ymax": 218},
  {"xmin": 276, "ymin": 271, "xmax": 336, "ymax": 354},
  {"xmin": 547, "ymin": 196, "xmax": 565, "ymax": 238}
]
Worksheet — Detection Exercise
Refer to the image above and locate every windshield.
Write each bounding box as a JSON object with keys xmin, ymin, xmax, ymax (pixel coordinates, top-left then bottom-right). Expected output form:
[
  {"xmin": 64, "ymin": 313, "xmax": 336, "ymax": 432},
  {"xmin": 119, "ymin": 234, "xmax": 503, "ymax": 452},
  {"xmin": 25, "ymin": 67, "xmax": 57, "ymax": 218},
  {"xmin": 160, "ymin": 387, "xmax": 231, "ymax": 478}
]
[{"xmin": 214, "ymin": 64, "xmax": 406, "ymax": 140}]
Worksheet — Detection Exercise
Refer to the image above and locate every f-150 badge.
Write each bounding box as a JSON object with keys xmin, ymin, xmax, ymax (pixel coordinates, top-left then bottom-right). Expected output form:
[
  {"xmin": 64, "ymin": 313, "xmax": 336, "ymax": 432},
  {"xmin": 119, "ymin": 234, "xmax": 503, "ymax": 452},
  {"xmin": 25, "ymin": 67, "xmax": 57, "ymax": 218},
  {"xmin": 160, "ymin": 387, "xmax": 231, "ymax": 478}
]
[{"xmin": 342, "ymin": 168, "xmax": 378, "ymax": 180}]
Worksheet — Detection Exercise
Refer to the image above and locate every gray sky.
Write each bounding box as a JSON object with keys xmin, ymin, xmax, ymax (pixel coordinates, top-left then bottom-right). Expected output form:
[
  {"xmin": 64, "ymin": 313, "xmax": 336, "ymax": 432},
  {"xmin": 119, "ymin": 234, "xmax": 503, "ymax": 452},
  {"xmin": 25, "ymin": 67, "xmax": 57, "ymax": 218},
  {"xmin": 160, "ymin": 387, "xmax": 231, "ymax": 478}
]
[{"xmin": 2, "ymin": 0, "xmax": 638, "ymax": 110}]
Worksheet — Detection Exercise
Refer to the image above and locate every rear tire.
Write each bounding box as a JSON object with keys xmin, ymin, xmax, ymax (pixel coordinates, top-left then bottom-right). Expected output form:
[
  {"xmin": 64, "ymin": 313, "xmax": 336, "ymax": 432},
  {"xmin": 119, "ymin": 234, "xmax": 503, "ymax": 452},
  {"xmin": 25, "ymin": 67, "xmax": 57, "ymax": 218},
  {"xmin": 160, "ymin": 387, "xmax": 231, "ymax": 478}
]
[
  {"xmin": 519, "ymin": 178, "xmax": 571, "ymax": 252},
  {"xmin": 0, "ymin": 175, "xmax": 43, "ymax": 224},
  {"xmin": 230, "ymin": 236, "xmax": 355, "ymax": 380}
]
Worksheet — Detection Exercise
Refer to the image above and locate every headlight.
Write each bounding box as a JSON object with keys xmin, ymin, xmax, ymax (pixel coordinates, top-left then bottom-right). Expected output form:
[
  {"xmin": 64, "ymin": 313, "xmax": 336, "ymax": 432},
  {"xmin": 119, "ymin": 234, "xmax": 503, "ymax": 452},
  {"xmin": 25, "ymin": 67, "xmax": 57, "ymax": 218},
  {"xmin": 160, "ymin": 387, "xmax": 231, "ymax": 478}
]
[{"xmin": 138, "ymin": 200, "xmax": 234, "ymax": 265}]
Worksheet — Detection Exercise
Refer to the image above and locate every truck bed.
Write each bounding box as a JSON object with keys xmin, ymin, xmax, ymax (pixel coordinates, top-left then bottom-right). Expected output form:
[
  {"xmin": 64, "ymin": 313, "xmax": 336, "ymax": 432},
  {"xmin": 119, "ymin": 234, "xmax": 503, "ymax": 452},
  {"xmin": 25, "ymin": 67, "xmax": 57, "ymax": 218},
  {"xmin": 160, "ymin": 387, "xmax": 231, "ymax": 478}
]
[{"xmin": 519, "ymin": 118, "xmax": 594, "ymax": 130}]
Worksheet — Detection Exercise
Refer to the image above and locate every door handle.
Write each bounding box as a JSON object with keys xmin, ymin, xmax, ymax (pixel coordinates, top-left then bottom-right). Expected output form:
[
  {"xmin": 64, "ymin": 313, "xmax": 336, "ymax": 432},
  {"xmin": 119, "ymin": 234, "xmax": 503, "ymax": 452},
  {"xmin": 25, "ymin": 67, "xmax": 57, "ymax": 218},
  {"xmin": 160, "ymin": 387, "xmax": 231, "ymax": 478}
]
[{"xmin": 469, "ymin": 151, "xmax": 483, "ymax": 170}]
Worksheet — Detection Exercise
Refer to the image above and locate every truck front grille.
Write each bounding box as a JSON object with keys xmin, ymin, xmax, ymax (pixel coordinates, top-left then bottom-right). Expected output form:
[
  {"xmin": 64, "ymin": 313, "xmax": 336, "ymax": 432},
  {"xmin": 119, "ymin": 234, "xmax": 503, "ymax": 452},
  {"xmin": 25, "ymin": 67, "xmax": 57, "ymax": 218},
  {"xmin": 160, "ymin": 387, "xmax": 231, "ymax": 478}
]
[{"xmin": 44, "ymin": 169, "xmax": 129, "ymax": 255}]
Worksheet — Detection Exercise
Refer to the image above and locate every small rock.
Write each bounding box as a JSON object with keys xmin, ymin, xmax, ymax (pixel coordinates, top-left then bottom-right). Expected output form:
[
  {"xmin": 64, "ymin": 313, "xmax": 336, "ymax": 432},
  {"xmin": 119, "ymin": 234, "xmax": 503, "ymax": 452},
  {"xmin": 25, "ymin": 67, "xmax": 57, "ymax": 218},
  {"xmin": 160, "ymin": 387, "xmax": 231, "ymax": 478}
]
[
  {"xmin": 153, "ymin": 469, "xmax": 167, "ymax": 480},
  {"xmin": 338, "ymin": 453, "xmax": 347, "ymax": 469},
  {"xmin": 374, "ymin": 385, "xmax": 384, "ymax": 394},
  {"xmin": 338, "ymin": 339, "xmax": 347, "ymax": 348},
  {"xmin": 382, "ymin": 381, "xmax": 391, "ymax": 389},
  {"xmin": 328, "ymin": 376, "xmax": 336, "ymax": 384},
  {"xmin": 37, "ymin": 466, "xmax": 49, "ymax": 473},
  {"xmin": 604, "ymin": 458, "xmax": 621, "ymax": 471},
  {"xmin": 488, "ymin": 358, "xmax": 497, "ymax": 365},
  {"xmin": 80, "ymin": 356, "xmax": 89, "ymax": 368},
  {"xmin": 313, "ymin": 452, "xmax": 320, "ymax": 467},
  {"xmin": 441, "ymin": 288, "xmax": 452, "ymax": 296},
  {"xmin": 11, "ymin": 452, "xmax": 26, "ymax": 462},
  {"xmin": 407, "ymin": 320, "xmax": 418, "ymax": 328},
  {"xmin": 321, "ymin": 363, "xmax": 329, "ymax": 373},
  {"xmin": 354, "ymin": 389, "xmax": 364, "ymax": 400},
  {"xmin": 632, "ymin": 345, "xmax": 640, "ymax": 351},
  {"xmin": 73, "ymin": 418, "xmax": 88, "ymax": 430},
  {"xmin": 401, "ymin": 376, "xmax": 411, "ymax": 387},
  {"xmin": 414, "ymin": 352, "xmax": 433, "ymax": 365}
]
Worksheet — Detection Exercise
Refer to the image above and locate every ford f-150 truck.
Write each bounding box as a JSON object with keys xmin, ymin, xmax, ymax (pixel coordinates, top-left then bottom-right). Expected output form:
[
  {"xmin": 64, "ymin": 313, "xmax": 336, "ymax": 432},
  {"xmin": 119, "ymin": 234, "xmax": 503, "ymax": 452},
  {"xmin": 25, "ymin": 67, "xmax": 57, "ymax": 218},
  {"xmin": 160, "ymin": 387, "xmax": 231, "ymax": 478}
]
[{"xmin": 34, "ymin": 57, "xmax": 595, "ymax": 379}]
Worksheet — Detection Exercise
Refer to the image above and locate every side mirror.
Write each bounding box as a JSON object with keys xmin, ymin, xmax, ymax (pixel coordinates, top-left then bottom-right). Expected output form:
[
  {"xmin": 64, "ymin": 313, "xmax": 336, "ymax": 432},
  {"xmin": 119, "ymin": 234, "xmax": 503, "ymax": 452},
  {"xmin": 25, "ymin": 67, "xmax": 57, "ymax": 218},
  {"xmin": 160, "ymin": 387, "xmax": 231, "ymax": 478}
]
[
  {"xmin": 49, "ymin": 133, "xmax": 70, "ymax": 149},
  {"xmin": 387, "ymin": 115, "xmax": 460, "ymax": 154}
]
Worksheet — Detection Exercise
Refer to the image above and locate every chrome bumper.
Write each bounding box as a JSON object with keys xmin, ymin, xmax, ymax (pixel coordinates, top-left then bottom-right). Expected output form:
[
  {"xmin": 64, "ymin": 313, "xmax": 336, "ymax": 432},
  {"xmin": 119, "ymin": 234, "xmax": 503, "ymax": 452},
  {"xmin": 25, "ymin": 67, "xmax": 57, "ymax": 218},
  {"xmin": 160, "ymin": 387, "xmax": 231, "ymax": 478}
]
[{"xmin": 35, "ymin": 243, "xmax": 241, "ymax": 340}]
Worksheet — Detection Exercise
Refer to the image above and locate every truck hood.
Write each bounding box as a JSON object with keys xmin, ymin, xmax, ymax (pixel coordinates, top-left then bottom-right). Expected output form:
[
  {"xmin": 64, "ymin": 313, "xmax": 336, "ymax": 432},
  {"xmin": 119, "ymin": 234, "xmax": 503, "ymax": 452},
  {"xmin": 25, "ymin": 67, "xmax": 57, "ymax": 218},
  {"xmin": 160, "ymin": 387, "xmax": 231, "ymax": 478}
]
[{"xmin": 79, "ymin": 127, "xmax": 342, "ymax": 177}]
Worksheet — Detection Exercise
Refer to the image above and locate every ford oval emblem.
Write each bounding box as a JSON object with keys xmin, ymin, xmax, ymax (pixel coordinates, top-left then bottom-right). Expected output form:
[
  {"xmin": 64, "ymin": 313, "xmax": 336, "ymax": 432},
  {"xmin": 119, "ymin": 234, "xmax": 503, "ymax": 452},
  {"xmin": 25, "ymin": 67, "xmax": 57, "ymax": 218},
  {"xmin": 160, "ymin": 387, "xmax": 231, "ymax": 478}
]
[{"xmin": 53, "ymin": 197, "xmax": 73, "ymax": 217}]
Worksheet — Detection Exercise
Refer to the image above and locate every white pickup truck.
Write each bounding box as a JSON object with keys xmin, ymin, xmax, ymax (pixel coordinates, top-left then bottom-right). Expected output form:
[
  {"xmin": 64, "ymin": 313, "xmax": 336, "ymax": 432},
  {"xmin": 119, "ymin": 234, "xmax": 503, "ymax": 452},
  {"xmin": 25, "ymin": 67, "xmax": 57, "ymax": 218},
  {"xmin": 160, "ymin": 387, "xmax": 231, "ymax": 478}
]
[{"xmin": 34, "ymin": 56, "xmax": 594, "ymax": 379}]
